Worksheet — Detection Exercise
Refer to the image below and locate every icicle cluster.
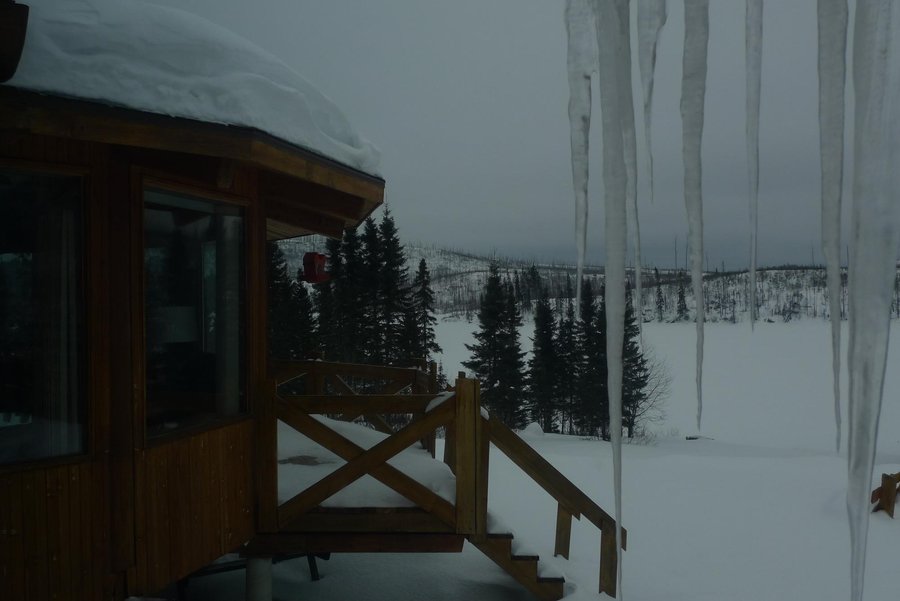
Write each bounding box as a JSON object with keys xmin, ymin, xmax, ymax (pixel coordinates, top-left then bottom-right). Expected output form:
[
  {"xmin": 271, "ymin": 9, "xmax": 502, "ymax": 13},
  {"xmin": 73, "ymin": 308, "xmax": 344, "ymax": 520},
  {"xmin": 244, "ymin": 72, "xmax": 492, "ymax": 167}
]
[{"xmin": 637, "ymin": 0, "xmax": 667, "ymax": 207}]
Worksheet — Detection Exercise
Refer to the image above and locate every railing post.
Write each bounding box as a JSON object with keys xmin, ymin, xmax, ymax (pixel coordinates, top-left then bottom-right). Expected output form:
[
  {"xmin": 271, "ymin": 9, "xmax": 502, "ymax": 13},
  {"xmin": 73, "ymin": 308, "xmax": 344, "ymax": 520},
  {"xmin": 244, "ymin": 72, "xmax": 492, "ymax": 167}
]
[
  {"xmin": 599, "ymin": 527, "xmax": 618, "ymax": 598},
  {"xmin": 454, "ymin": 376, "xmax": 477, "ymax": 535},
  {"xmin": 473, "ymin": 393, "xmax": 489, "ymax": 542},
  {"xmin": 554, "ymin": 504, "xmax": 572, "ymax": 559}
]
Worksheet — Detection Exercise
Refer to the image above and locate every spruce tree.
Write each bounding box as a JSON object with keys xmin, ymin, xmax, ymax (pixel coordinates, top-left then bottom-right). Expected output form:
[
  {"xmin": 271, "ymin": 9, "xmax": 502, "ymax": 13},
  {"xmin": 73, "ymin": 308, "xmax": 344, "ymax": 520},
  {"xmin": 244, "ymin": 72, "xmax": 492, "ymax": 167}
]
[
  {"xmin": 555, "ymin": 283, "xmax": 579, "ymax": 434},
  {"xmin": 655, "ymin": 267, "xmax": 665, "ymax": 322},
  {"xmin": 464, "ymin": 263, "xmax": 526, "ymax": 427},
  {"xmin": 338, "ymin": 228, "xmax": 366, "ymax": 362},
  {"xmin": 622, "ymin": 285, "xmax": 650, "ymax": 438},
  {"xmin": 411, "ymin": 258, "xmax": 441, "ymax": 361},
  {"xmin": 676, "ymin": 274, "xmax": 689, "ymax": 321},
  {"xmin": 314, "ymin": 237, "xmax": 342, "ymax": 359},
  {"xmin": 361, "ymin": 217, "xmax": 384, "ymax": 363},
  {"xmin": 573, "ymin": 280, "xmax": 608, "ymax": 438},
  {"xmin": 378, "ymin": 207, "xmax": 410, "ymax": 364},
  {"xmin": 290, "ymin": 269, "xmax": 318, "ymax": 358},
  {"xmin": 267, "ymin": 242, "xmax": 298, "ymax": 359},
  {"xmin": 528, "ymin": 289, "xmax": 558, "ymax": 432}
]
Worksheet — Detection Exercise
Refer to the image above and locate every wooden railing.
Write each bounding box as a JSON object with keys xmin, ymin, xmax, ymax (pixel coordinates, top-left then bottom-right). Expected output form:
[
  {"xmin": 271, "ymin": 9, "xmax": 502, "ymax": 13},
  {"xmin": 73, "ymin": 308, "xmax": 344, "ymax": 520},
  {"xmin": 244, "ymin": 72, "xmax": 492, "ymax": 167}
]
[{"xmin": 256, "ymin": 364, "xmax": 624, "ymax": 598}]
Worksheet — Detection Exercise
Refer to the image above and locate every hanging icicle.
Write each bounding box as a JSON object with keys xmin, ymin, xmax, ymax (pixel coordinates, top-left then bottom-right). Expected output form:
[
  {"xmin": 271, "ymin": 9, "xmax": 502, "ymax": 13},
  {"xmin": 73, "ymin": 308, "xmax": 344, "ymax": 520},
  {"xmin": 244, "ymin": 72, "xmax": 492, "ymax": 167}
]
[
  {"xmin": 637, "ymin": 0, "xmax": 667, "ymax": 206},
  {"xmin": 846, "ymin": 3, "xmax": 900, "ymax": 600},
  {"xmin": 593, "ymin": 0, "xmax": 628, "ymax": 592},
  {"xmin": 746, "ymin": 0, "xmax": 762, "ymax": 326},
  {"xmin": 681, "ymin": 0, "xmax": 709, "ymax": 432},
  {"xmin": 817, "ymin": 0, "xmax": 848, "ymax": 453},
  {"xmin": 565, "ymin": 0, "xmax": 598, "ymax": 313}
]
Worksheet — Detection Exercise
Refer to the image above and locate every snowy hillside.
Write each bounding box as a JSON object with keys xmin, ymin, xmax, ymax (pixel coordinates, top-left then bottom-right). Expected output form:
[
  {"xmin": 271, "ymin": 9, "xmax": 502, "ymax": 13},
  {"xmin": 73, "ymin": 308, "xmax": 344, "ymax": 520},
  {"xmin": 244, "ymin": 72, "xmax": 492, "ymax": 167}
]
[{"xmin": 277, "ymin": 236, "xmax": 898, "ymax": 324}]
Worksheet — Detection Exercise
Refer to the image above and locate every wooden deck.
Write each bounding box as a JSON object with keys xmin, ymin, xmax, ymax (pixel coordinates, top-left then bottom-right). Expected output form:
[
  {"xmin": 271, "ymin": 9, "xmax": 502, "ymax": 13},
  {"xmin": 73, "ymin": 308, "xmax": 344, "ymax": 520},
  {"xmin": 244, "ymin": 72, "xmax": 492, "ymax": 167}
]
[{"xmin": 245, "ymin": 359, "xmax": 626, "ymax": 600}]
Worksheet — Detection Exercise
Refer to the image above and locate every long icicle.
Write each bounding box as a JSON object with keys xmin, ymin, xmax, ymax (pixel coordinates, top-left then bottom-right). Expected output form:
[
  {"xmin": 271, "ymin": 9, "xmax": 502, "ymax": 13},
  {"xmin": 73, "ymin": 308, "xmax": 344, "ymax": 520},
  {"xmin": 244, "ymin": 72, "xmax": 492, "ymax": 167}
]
[
  {"xmin": 613, "ymin": 0, "xmax": 643, "ymax": 343},
  {"xmin": 637, "ymin": 0, "xmax": 667, "ymax": 207},
  {"xmin": 681, "ymin": 0, "xmax": 709, "ymax": 431},
  {"xmin": 565, "ymin": 0, "xmax": 597, "ymax": 313},
  {"xmin": 594, "ymin": 0, "xmax": 628, "ymax": 593},
  {"xmin": 817, "ymin": 0, "xmax": 847, "ymax": 453},
  {"xmin": 746, "ymin": 0, "xmax": 762, "ymax": 326},
  {"xmin": 846, "ymin": 4, "xmax": 900, "ymax": 600}
]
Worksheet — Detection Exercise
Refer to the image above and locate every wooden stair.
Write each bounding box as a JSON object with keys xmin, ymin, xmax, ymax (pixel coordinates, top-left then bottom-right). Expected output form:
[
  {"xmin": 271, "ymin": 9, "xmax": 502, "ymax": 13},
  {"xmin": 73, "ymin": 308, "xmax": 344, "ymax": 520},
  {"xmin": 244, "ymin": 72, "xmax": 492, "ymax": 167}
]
[{"xmin": 469, "ymin": 532, "xmax": 565, "ymax": 601}]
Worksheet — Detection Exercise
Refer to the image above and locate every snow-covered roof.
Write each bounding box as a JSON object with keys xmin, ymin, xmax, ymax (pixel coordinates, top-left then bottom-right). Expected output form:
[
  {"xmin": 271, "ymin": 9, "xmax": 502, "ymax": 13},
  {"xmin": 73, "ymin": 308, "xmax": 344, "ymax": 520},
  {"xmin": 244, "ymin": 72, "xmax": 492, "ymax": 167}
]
[{"xmin": 7, "ymin": 0, "xmax": 381, "ymax": 176}]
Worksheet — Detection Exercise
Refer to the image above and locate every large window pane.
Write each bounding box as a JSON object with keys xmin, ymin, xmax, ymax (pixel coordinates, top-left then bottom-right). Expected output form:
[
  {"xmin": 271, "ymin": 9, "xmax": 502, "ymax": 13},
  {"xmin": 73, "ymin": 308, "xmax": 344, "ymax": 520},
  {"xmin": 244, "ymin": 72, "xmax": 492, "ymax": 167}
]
[
  {"xmin": 0, "ymin": 169, "xmax": 85, "ymax": 464},
  {"xmin": 144, "ymin": 189, "xmax": 245, "ymax": 435}
]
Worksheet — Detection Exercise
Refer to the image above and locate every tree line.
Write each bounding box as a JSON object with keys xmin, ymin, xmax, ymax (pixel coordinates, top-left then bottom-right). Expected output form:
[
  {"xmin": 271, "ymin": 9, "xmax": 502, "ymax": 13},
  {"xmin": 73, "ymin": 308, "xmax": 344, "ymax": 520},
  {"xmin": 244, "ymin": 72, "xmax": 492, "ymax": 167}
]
[
  {"xmin": 463, "ymin": 264, "xmax": 667, "ymax": 439},
  {"xmin": 268, "ymin": 208, "xmax": 442, "ymax": 375}
]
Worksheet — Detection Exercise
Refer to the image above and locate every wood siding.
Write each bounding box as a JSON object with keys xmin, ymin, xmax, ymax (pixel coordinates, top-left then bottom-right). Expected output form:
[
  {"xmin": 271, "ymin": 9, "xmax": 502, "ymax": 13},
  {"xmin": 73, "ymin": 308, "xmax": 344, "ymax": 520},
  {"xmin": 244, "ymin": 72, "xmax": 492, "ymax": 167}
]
[
  {"xmin": 0, "ymin": 461, "xmax": 109, "ymax": 601},
  {"xmin": 128, "ymin": 420, "xmax": 255, "ymax": 596}
]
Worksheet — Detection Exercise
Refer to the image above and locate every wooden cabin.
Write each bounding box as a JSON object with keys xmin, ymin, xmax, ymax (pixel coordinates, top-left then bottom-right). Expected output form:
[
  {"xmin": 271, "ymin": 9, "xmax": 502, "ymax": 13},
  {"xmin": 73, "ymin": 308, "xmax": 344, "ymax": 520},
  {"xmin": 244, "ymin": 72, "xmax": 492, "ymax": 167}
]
[{"xmin": 0, "ymin": 3, "xmax": 623, "ymax": 600}]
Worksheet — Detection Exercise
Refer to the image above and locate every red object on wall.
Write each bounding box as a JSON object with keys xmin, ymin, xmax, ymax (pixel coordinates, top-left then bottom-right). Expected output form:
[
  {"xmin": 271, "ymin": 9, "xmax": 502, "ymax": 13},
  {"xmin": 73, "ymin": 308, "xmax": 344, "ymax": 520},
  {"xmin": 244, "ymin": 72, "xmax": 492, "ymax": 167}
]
[{"xmin": 301, "ymin": 252, "xmax": 329, "ymax": 283}]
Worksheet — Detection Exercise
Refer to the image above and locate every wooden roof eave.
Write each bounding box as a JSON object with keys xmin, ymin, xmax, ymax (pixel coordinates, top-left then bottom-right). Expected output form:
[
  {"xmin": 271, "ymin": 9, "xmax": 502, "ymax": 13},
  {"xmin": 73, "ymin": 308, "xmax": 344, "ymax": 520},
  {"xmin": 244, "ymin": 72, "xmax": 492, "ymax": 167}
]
[{"xmin": 0, "ymin": 86, "xmax": 385, "ymax": 237}]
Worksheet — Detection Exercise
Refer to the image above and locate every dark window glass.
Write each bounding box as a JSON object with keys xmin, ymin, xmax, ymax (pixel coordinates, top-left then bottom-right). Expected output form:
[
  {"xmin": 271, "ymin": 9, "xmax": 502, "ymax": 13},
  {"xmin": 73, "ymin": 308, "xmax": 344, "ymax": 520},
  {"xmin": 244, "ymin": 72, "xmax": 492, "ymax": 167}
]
[
  {"xmin": 144, "ymin": 189, "xmax": 245, "ymax": 435},
  {"xmin": 0, "ymin": 170, "xmax": 85, "ymax": 463}
]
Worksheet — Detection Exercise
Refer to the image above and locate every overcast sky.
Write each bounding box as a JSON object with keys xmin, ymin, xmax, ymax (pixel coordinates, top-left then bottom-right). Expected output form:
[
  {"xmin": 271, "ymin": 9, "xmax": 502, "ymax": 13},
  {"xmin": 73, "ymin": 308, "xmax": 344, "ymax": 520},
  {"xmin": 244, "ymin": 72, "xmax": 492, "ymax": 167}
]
[{"xmin": 152, "ymin": 0, "xmax": 846, "ymax": 269}]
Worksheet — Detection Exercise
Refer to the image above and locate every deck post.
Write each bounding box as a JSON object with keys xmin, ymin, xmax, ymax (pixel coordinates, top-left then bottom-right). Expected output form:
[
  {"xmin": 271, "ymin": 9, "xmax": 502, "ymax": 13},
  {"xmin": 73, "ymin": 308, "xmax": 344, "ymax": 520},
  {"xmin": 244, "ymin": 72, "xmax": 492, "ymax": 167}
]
[
  {"xmin": 599, "ymin": 527, "xmax": 618, "ymax": 598},
  {"xmin": 554, "ymin": 504, "xmax": 572, "ymax": 559},
  {"xmin": 454, "ymin": 377, "xmax": 477, "ymax": 535},
  {"xmin": 245, "ymin": 557, "xmax": 272, "ymax": 601},
  {"xmin": 473, "ymin": 395, "xmax": 489, "ymax": 542},
  {"xmin": 257, "ymin": 379, "xmax": 278, "ymax": 532}
]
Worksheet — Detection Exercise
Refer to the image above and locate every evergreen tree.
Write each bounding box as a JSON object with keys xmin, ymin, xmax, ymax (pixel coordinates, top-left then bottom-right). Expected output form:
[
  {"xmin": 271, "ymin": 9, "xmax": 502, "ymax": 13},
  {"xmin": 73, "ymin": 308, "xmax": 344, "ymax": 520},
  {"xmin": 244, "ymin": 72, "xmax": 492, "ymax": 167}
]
[
  {"xmin": 290, "ymin": 269, "xmax": 318, "ymax": 358},
  {"xmin": 267, "ymin": 242, "xmax": 297, "ymax": 359},
  {"xmin": 410, "ymin": 258, "xmax": 441, "ymax": 361},
  {"xmin": 314, "ymin": 237, "xmax": 342, "ymax": 359},
  {"xmin": 621, "ymin": 285, "xmax": 650, "ymax": 438},
  {"xmin": 655, "ymin": 267, "xmax": 665, "ymax": 322},
  {"xmin": 676, "ymin": 274, "xmax": 689, "ymax": 321},
  {"xmin": 573, "ymin": 280, "xmax": 608, "ymax": 438},
  {"xmin": 528, "ymin": 289, "xmax": 558, "ymax": 432},
  {"xmin": 378, "ymin": 207, "xmax": 410, "ymax": 364},
  {"xmin": 360, "ymin": 217, "xmax": 384, "ymax": 363},
  {"xmin": 464, "ymin": 263, "xmax": 526, "ymax": 427},
  {"xmin": 338, "ymin": 228, "xmax": 366, "ymax": 362},
  {"xmin": 555, "ymin": 282, "xmax": 579, "ymax": 434}
]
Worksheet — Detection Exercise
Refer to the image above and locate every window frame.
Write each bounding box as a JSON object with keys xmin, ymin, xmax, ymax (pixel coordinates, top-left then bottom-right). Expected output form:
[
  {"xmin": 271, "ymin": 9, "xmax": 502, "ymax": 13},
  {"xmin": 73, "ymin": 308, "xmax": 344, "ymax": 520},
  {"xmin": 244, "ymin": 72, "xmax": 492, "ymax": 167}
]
[
  {"xmin": 136, "ymin": 173, "xmax": 253, "ymax": 447},
  {"xmin": 0, "ymin": 160, "xmax": 92, "ymax": 470}
]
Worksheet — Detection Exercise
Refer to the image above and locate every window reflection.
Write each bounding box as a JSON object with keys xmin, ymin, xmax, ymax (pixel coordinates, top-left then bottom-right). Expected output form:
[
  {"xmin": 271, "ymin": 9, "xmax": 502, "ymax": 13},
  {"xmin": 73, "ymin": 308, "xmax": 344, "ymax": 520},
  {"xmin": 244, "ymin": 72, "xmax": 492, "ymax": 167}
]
[
  {"xmin": 0, "ymin": 169, "xmax": 84, "ymax": 463},
  {"xmin": 144, "ymin": 189, "xmax": 245, "ymax": 435}
]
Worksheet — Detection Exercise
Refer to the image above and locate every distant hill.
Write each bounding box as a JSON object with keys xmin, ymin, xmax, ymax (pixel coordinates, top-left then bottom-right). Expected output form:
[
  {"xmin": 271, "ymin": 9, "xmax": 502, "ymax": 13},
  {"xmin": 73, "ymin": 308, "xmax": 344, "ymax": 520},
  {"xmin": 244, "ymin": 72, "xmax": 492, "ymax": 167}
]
[{"xmin": 277, "ymin": 236, "xmax": 900, "ymax": 323}]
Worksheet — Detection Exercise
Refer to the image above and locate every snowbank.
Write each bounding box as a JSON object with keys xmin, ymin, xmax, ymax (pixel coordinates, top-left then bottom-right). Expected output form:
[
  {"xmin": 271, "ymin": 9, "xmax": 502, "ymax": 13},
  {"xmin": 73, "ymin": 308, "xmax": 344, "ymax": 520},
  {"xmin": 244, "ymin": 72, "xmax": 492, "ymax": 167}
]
[{"xmin": 8, "ymin": 0, "xmax": 380, "ymax": 175}]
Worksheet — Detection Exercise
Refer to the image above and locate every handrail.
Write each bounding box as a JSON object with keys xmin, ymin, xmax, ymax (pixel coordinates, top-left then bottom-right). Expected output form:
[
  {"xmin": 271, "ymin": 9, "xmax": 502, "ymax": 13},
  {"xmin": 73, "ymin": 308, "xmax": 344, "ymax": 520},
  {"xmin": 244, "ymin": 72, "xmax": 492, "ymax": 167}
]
[
  {"xmin": 486, "ymin": 414, "xmax": 625, "ymax": 542},
  {"xmin": 269, "ymin": 359, "xmax": 425, "ymax": 386},
  {"xmin": 483, "ymin": 410, "xmax": 625, "ymax": 598}
]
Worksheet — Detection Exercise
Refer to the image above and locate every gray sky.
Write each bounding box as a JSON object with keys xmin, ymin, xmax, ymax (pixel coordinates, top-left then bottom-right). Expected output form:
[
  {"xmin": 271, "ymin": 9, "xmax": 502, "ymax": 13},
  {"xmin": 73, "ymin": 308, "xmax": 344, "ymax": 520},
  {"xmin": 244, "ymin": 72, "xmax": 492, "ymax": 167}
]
[{"xmin": 153, "ymin": 0, "xmax": 842, "ymax": 269}]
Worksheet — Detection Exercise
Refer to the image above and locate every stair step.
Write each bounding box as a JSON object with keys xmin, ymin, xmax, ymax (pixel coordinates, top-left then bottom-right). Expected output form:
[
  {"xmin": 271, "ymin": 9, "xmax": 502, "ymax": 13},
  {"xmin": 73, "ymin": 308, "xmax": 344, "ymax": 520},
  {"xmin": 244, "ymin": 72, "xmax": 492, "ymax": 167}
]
[{"xmin": 537, "ymin": 575, "xmax": 565, "ymax": 584}]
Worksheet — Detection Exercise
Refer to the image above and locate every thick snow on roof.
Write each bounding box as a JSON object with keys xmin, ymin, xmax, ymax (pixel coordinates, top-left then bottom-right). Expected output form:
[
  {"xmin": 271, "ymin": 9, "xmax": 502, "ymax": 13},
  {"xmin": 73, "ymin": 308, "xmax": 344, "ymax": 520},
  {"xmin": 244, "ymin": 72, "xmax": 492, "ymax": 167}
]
[{"xmin": 8, "ymin": 0, "xmax": 381, "ymax": 175}]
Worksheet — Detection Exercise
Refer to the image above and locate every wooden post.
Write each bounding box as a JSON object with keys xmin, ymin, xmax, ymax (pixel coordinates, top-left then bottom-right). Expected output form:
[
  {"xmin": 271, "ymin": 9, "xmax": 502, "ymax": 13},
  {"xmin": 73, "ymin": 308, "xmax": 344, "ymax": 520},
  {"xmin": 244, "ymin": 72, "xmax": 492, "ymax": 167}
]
[
  {"xmin": 882, "ymin": 473, "xmax": 898, "ymax": 518},
  {"xmin": 473, "ymin": 397, "xmax": 489, "ymax": 542},
  {"xmin": 425, "ymin": 361, "xmax": 438, "ymax": 457},
  {"xmin": 454, "ymin": 377, "xmax": 477, "ymax": 535},
  {"xmin": 554, "ymin": 504, "xmax": 572, "ymax": 559},
  {"xmin": 443, "ymin": 421, "xmax": 457, "ymax": 473},
  {"xmin": 599, "ymin": 527, "xmax": 618, "ymax": 598}
]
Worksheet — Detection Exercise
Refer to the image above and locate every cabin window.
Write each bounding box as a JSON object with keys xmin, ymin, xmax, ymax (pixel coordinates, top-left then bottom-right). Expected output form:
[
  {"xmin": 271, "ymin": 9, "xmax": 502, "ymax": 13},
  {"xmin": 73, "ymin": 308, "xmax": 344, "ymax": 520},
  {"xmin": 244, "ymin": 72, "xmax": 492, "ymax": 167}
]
[
  {"xmin": 144, "ymin": 189, "xmax": 246, "ymax": 435},
  {"xmin": 0, "ymin": 169, "xmax": 85, "ymax": 464}
]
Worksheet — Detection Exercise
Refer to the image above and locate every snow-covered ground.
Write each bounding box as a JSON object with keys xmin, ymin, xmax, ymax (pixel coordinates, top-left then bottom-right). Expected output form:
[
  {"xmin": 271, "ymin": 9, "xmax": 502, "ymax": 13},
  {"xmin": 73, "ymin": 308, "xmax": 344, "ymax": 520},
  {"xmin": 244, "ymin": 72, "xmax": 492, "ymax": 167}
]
[{"xmin": 187, "ymin": 319, "xmax": 900, "ymax": 600}]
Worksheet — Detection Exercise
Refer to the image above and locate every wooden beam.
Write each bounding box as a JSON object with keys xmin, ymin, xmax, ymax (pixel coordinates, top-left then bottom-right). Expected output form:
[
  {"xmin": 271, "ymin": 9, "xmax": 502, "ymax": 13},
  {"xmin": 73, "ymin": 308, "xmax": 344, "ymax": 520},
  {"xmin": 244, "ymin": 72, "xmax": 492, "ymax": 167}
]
[
  {"xmin": 270, "ymin": 359, "xmax": 419, "ymax": 385},
  {"xmin": 281, "ymin": 508, "xmax": 454, "ymax": 534},
  {"xmin": 265, "ymin": 207, "xmax": 345, "ymax": 240},
  {"xmin": 0, "ymin": 87, "xmax": 384, "ymax": 204},
  {"xmin": 258, "ymin": 170, "xmax": 368, "ymax": 222},
  {"xmin": 283, "ymin": 394, "xmax": 437, "ymax": 415},
  {"xmin": 454, "ymin": 378, "xmax": 477, "ymax": 535},
  {"xmin": 554, "ymin": 505, "xmax": 572, "ymax": 559},
  {"xmin": 241, "ymin": 533, "xmax": 465, "ymax": 556},
  {"xmin": 276, "ymin": 401, "xmax": 456, "ymax": 527}
]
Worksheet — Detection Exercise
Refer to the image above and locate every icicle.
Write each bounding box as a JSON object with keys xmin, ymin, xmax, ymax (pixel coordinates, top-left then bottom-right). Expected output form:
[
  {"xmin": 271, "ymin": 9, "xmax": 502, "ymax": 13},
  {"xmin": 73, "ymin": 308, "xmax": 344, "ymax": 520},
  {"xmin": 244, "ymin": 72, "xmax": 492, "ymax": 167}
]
[
  {"xmin": 817, "ymin": 0, "xmax": 847, "ymax": 453},
  {"xmin": 612, "ymin": 0, "xmax": 643, "ymax": 343},
  {"xmin": 637, "ymin": 0, "xmax": 667, "ymax": 206},
  {"xmin": 846, "ymin": 3, "xmax": 900, "ymax": 600},
  {"xmin": 565, "ymin": 0, "xmax": 597, "ymax": 314},
  {"xmin": 681, "ymin": 0, "xmax": 709, "ymax": 431},
  {"xmin": 594, "ymin": 0, "xmax": 628, "ymax": 593},
  {"xmin": 746, "ymin": 0, "xmax": 762, "ymax": 326}
]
